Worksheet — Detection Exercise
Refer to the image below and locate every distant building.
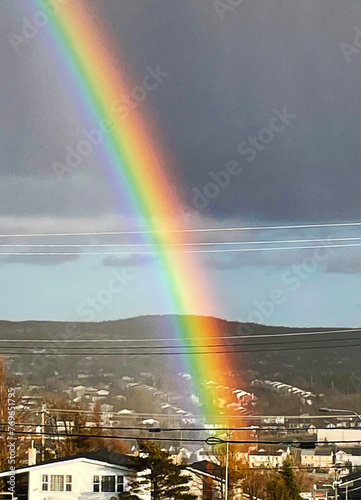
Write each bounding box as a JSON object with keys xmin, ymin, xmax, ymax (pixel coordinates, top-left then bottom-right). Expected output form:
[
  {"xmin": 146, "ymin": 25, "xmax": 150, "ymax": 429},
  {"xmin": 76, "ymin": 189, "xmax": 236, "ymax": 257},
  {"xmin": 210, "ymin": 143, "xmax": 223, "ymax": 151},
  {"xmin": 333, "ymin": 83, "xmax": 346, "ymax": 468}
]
[
  {"xmin": 335, "ymin": 447, "xmax": 361, "ymax": 468},
  {"xmin": 301, "ymin": 447, "xmax": 334, "ymax": 470},
  {"xmin": 248, "ymin": 446, "xmax": 289, "ymax": 468},
  {"xmin": 318, "ymin": 428, "xmax": 361, "ymax": 445}
]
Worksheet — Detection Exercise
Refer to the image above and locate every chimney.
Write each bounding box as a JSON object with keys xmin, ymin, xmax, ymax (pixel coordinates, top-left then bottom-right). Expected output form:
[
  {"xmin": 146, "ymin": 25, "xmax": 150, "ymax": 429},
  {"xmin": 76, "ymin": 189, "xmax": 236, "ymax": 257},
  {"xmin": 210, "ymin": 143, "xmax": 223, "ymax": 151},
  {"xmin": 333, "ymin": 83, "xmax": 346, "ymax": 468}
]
[{"xmin": 28, "ymin": 440, "xmax": 37, "ymax": 466}]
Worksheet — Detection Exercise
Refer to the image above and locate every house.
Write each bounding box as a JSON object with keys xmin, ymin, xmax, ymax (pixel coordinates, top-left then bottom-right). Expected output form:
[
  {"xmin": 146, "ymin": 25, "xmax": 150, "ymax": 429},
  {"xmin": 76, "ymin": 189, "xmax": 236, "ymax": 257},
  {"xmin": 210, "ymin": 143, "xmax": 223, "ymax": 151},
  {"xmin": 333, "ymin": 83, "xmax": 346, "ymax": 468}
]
[
  {"xmin": 248, "ymin": 446, "xmax": 289, "ymax": 468},
  {"xmin": 72, "ymin": 385, "xmax": 86, "ymax": 398},
  {"xmin": 187, "ymin": 460, "xmax": 224, "ymax": 499},
  {"xmin": 301, "ymin": 447, "xmax": 334, "ymax": 470},
  {"xmin": 0, "ymin": 450, "xmax": 146, "ymax": 500},
  {"xmin": 317, "ymin": 428, "xmax": 361, "ymax": 444},
  {"xmin": 335, "ymin": 447, "xmax": 361, "ymax": 468}
]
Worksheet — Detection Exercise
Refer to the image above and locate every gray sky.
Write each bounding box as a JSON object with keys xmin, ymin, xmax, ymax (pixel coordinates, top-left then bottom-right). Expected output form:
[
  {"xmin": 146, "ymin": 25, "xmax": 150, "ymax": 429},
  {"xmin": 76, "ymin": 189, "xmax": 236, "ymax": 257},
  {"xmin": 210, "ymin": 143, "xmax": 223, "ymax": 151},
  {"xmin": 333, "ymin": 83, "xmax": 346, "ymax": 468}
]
[{"xmin": 0, "ymin": 0, "xmax": 360, "ymax": 325}]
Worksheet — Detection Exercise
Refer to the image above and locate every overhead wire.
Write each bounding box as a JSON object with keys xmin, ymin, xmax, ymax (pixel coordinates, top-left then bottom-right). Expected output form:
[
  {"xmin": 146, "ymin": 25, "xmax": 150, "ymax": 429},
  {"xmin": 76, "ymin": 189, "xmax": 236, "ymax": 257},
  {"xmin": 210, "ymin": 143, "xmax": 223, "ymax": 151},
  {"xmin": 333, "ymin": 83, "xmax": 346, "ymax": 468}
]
[
  {"xmin": 0, "ymin": 328, "xmax": 359, "ymax": 344},
  {"xmin": 1, "ymin": 422, "xmax": 360, "ymax": 432},
  {"xmin": 3, "ymin": 340, "xmax": 361, "ymax": 355},
  {"xmin": 1, "ymin": 331, "xmax": 360, "ymax": 351},
  {"xmin": 0, "ymin": 236, "xmax": 361, "ymax": 248},
  {"xmin": 1, "ymin": 428, "xmax": 361, "ymax": 446},
  {"xmin": 1, "ymin": 242, "xmax": 361, "ymax": 256},
  {"xmin": 25, "ymin": 409, "xmax": 360, "ymax": 419},
  {"xmin": 0, "ymin": 221, "xmax": 360, "ymax": 238}
]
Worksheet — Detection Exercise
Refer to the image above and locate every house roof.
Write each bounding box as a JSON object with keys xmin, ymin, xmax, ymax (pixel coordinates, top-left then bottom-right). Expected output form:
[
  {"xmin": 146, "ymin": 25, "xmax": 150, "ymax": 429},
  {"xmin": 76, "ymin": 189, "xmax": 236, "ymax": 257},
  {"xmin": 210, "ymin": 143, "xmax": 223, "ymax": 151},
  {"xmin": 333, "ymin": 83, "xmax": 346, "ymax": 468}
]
[
  {"xmin": 339, "ymin": 470, "xmax": 361, "ymax": 485},
  {"xmin": 249, "ymin": 451, "xmax": 285, "ymax": 457},
  {"xmin": 337, "ymin": 447, "xmax": 361, "ymax": 456},
  {"xmin": 301, "ymin": 447, "xmax": 335, "ymax": 457},
  {"xmin": 314, "ymin": 447, "xmax": 334, "ymax": 456},
  {"xmin": 188, "ymin": 460, "xmax": 224, "ymax": 481},
  {"xmin": 0, "ymin": 450, "xmax": 136, "ymax": 477},
  {"xmin": 249, "ymin": 446, "xmax": 287, "ymax": 457},
  {"xmin": 301, "ymin": 449, "xmax": 316, "ymax": 456}
]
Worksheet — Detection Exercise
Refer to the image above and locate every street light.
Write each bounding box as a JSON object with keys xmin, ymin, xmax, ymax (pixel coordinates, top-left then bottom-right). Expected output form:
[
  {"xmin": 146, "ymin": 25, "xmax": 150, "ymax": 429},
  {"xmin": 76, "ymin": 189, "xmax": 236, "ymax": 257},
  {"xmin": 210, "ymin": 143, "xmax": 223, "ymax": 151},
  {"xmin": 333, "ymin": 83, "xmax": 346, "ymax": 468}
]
[
  {"xmin": 205, "ymin": 434, "xmax": 231, "ymax": 500},
  {"xmin": 318, "ymin": 407, "xmax": 361, "ymax": 423},
  {"xmin": 205, "ymin": 436, "xmax": 316, "ymax": 500},
  {"xmin": 323, "ymin": 482, "xmax": 339, "ymax": 500}
]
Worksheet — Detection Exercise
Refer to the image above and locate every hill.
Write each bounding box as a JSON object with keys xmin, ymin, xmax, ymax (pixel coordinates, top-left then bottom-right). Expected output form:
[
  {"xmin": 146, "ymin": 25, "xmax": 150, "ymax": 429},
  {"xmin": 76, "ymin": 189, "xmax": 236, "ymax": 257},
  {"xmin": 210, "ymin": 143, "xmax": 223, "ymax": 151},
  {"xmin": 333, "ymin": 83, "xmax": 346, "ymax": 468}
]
[{"xmin": 0, "ymin": 315, "xmax": 360, "ymax": 396}]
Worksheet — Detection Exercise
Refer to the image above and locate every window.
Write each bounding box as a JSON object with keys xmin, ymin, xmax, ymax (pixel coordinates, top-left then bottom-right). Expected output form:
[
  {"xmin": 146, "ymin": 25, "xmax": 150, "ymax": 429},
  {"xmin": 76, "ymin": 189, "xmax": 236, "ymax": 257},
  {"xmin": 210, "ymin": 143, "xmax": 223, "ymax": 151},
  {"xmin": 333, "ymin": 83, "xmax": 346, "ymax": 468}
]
[
  {"xmin": 41, "ymin": 474, "xmax": 72, "ymax": 492},
  {"xmin": 41, "ymin": 475, "xmax": 48, "ymax": 491},
  {"xmin": 117, "ymin": 476, "xmax": 124, "ymax": 493},
  {"xmin": 93, "ymin": 475, "xmax": 123, "ymax": 493},
  {"xmin": 101, "ymin": 475, "xmax": 116, "ymax": 492},
  {"xmin": 65, "ymin": 475, "xmax": 72, "ymax": 492},
  {"xmin": 93, "ymin": 476, "xmax": 100, "ymax": 492},
  {"xmin": 50, "ymin": 475, "xmax": 64, "ymax": 491}
]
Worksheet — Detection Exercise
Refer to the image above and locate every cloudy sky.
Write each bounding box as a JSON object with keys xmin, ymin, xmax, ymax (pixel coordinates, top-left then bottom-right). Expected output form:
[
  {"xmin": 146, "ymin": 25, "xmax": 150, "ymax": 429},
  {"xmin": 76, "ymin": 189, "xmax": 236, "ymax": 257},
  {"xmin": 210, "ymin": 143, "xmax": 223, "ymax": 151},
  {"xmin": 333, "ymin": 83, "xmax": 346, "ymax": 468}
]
[{"xmin": 0, "ymin": 0, "xmax": 360, "ymax": 326}]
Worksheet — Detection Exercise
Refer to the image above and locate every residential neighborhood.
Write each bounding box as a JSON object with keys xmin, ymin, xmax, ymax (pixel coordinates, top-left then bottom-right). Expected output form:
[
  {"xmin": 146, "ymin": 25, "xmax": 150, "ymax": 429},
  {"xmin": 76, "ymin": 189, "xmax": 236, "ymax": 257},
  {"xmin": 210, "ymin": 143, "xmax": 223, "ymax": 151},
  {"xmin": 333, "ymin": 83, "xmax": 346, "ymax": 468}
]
[{"xmin": 1, "ymin": 360, "xmax": 361, "ymax": 499}]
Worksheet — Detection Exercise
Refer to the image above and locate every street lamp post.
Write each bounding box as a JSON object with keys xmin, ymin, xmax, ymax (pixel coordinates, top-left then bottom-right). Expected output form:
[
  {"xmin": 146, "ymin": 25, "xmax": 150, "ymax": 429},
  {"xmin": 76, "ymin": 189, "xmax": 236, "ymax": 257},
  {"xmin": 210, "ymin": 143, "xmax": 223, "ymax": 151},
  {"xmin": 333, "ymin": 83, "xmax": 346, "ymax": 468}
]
[
  {"xmin": 323, "ymin": 482, "xmax": 339, "ymax": 500},
  {"xmin": 318, "ymin": 407, "xmax": 361, "ymax": 422},
  {"xmin": 225, "ymin": 434, "xmax": 230, "ymax": 500},
  {"xmin": 205, "ymin": 435, "xmax": 232, "ymax": 500}
]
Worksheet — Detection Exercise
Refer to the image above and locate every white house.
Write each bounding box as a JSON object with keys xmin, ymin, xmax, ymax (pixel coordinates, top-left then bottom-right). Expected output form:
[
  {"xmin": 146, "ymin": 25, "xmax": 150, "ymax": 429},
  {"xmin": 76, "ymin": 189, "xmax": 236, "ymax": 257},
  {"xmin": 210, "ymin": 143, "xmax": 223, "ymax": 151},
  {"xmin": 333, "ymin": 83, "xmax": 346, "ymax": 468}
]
[
  {"xmin": 248, "ymin": 447, "xmax": 289, "ymax": 468},
  {"xmin": 0, "ymin": 450, "xmax": 148, "ymax": 500},
  {"xmin": 317, "ymin": 428, "xmax": 361, "ymax": 444},
  {"xmin": 300, "ymin": 447, "xmax": 334, "ymax": 470},
  {"xmin": 335, "ymin": 447, "xmax": 361, "ymax": 467}
]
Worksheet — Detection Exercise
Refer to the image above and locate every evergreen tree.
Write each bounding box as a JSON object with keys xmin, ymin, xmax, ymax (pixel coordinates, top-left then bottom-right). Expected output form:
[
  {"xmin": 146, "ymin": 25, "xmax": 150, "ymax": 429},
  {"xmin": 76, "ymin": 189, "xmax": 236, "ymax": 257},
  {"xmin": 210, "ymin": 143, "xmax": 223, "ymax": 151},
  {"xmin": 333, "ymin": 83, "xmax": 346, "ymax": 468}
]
[
  {"xmin": 119, "ymin": 440, "xmax": 197, "ymax": 500},
  {"xmin": 267, "ymin": 461, "xmax": 301, "ymax": 500}
]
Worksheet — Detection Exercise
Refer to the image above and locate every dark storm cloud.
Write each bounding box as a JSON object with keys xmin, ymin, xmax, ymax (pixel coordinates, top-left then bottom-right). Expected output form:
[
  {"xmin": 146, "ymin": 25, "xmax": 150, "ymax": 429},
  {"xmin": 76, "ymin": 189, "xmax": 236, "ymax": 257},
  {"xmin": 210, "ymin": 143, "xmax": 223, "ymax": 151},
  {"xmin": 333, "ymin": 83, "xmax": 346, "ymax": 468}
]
[
  {"xmin": 0, "ymin": 173, "xmax": 118, "ymax": 217},
  {"xmin": 0, "ymin": 0, "xmax": 360, "ymax": 223},
  {"xmin": 0, "ymin": 255, "xmax": 79, "ymax": 266},
  {"xmin": 100, "ymin": 0, "xmax": 361, "ymax": 221},
  {"xmin": 202, "ymin": 244, "xmax": 361, "ymax": 275}
]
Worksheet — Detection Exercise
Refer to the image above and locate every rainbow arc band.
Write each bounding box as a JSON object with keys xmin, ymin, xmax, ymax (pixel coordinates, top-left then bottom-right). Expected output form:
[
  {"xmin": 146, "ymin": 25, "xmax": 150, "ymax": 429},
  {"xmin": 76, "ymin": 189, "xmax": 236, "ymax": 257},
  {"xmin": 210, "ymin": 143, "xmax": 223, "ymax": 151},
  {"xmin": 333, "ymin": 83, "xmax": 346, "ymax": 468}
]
[{"xmin": 30, "ymin": 0, "xmax": 237, "ymax": 417}]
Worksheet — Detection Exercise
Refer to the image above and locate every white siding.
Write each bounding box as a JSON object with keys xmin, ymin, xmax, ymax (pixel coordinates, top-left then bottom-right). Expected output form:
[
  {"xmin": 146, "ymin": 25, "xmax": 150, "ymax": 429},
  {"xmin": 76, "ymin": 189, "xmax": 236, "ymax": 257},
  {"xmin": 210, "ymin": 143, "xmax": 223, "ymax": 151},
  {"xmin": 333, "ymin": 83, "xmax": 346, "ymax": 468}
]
[{"xmin": 27, "ymin": 459, "xmax": 138, "ymax": 500}]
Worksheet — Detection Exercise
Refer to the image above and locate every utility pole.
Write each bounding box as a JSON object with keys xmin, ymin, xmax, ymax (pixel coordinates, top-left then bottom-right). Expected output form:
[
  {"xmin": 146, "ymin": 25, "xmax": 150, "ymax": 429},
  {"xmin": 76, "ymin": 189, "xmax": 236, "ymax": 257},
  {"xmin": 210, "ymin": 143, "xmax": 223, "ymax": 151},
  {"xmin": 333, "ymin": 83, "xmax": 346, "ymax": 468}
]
[
  {"xmin": 225, "ymin": 431, "xmax": 230, "ymax": 500},
  {"xmin": 41, "ymin": 404, "xmax": 46, "ymax": 462},
  {"xmin": 334, "ymin": 478, "xmax": 339, "ymax": 500},
  {"xmin": 205, "ymin": 433, "xmax": 232, "ymax": 500}
]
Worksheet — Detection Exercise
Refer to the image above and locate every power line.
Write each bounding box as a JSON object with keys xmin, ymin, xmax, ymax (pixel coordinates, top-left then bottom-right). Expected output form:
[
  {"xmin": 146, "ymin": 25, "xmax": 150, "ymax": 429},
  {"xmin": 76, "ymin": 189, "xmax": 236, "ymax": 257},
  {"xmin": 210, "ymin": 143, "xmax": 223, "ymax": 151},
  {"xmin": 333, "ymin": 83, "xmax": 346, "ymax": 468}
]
[
  {"xmin": 26, "ymin": 409, "xmax": 361, "ymax": 420},
  {"xmin": 2, "ymin": 422, "xmax": 360, "ymax": 432},
  {"xmin": 3, "ymin": 340, "xmax": 361, "ymax": 355},
  {"xmin": 0, "ymin": 221, "xmax": 360, "ymax": 238},
  {"xmin": 2, "ymin": 333, "xmax": 360, "ymax": 352},
  {"xmin": 0, "ymin": 429, "xmax": 202, "ymax": 442},
  {"xmin": 2, "ymin": 242, "xmax": 361, "ymax": 256},
  {"xmin": 1, "ymin": 237, "xmax": 361, "ymax": 248},
  {"xmin": 1, "ymin": 428, "xmax": 361, "ymax": 446},
  {"xmin": 1, "ymin": 328, "xmax": 358, "ymax": 344},
  {"xmin": 3, "ymin": 343, "xmax": 361, "ymax": 355},
  {"xmin": 190, "ymin": 465, "xmax": 354, "ymax": 472}
]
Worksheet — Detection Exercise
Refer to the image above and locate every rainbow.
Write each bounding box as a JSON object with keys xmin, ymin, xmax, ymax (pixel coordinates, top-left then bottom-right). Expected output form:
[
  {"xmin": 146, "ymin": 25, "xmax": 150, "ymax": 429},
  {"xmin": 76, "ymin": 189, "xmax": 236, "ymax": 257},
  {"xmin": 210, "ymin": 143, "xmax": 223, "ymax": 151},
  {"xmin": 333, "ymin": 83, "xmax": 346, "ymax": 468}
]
[{"xmin": 29, "ymin": 0, "xmax": 240, "ymax": 418}]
